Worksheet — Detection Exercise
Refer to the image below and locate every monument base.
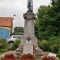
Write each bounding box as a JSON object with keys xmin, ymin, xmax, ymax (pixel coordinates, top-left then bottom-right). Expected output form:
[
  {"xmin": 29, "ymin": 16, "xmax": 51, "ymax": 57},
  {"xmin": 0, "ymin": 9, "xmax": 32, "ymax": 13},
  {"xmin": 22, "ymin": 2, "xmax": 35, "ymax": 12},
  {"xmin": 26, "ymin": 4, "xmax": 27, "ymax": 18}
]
[
  {"xmin": 23, "ymin": 44, "xmax": 33, "ymax": 55},
  {"xmin": 16, "ymin": 43, "xmax": 43, "ymax": 55}
]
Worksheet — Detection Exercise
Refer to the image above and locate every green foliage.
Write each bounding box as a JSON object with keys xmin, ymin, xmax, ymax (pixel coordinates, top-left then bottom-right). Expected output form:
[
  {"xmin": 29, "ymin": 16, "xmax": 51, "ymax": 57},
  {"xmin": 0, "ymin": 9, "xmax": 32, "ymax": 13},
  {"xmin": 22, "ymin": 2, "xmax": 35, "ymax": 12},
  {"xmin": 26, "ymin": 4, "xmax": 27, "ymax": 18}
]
[
  {"xmin": 38, "ymin": 40, "xmax": 49, "ymax": 51},
  {"xmin": 0, "ymin": 38, "xmax": 9, "ymax": 54},
  {"xmin": 57, "ymin": 51, "xmax": 60, "ymax": 59},
  {"xmin": 35, "ymin": 0, "xmax": 60, "ymax": 54},
  {"xmin": 35, "ymin": 5, "xmax": 51, "ymax": 40},
  {"xmin": 11, "ymin": 40, "xmax": 20, "ymax": 50},
  {"xmin": 35, "ymin": 0, "xmax": 60, "ymax": 40},
  {"xmin": 38, "ymin": 36, "xmax": 60, "ymax": 53},
  {"xmin": 48, "ymin": 36, "xmax": 60, "ymax": 53},
  {"xmin": 0, "ymin": 38, "xmax": 20, "ymax": 55},
  {"xmin": 14, "ymin": 26, "xmax": 24, "ymax": 34}
]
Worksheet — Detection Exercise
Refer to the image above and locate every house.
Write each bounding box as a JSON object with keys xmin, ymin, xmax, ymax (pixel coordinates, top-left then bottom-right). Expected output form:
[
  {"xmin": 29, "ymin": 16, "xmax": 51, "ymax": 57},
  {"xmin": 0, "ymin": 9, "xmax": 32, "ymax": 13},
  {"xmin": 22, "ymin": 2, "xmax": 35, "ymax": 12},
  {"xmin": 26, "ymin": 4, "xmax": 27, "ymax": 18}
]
[{"xmin": 0, "ymin": 17, "xmax": 13, "ymax": 38}]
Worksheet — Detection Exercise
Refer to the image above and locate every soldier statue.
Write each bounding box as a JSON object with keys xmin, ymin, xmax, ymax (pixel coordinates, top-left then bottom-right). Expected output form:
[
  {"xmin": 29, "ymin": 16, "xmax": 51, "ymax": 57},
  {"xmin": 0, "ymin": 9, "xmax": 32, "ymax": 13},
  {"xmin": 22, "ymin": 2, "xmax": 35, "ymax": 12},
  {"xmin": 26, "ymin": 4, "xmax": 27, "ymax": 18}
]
[{"xmin": 27, "ymin": 0, "xmax": 33, "ymax": 12}]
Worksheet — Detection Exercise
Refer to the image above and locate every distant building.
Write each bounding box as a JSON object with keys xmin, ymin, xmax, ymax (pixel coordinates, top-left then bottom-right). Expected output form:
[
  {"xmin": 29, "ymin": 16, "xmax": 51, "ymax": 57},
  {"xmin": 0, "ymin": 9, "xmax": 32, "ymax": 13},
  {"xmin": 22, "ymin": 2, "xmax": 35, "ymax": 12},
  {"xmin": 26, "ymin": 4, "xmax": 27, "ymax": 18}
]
[{"xmin": 0, "ymin": 17, "xmax": 13, "ymax": 38}]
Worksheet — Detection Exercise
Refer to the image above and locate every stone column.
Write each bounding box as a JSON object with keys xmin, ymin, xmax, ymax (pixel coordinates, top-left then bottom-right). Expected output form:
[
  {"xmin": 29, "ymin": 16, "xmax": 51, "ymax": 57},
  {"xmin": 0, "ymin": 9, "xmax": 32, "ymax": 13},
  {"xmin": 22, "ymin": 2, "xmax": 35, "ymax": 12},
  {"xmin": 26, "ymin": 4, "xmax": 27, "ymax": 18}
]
[
  {"xmin": 24, "ymin": 12, "xmax": 35, "ymax": 36},
  {"xmin": 21, "ymin": 11, "xmax": 37, "ymax": 46}
]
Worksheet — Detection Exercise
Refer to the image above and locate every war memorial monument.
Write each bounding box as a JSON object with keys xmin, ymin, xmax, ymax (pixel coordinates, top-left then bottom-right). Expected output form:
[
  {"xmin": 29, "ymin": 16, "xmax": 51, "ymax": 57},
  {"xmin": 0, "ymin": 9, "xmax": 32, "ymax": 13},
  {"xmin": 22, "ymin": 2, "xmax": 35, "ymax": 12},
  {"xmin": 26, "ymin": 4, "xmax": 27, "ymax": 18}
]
[
  {"xmin": 16, "ymin": 0, "xmax": 44, "ymax": 55},
  {"xmin": 0, "ymin": 0, "xmax": 50, "ymax": 60}
]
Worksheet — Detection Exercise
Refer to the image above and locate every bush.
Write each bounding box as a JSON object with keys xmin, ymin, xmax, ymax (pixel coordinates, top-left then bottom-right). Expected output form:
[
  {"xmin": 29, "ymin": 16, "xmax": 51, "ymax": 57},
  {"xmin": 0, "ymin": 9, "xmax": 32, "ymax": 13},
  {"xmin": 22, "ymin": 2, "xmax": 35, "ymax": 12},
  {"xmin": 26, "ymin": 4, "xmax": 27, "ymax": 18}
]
[
  {"xmin": 48, "ymin": 36, "xmax": 60, "ymax": 53},
  {"xmin": 37, "ymin": 36, "xmax": 60, "ymax": 54},
  {"xmin": 9, "ymin": 40, "xmax": 21, "ymax": 50},
  {"xmin": 49, "ymin": 44, "xmax": 59, "ymax": 53},
  {"xmin": 0, "ymin": 38, "xmax": 21, "ymax": 55},
  {"xmin": 57, "ymin": 51, "xmax": 60, "ymax": 59},
  {"xmin": 38, "ymin": 40, "xmax": 49, "ymax": 51},
  {"xmin": 0, "ymin": 38, "xmax": 9, "ymax": 54}
]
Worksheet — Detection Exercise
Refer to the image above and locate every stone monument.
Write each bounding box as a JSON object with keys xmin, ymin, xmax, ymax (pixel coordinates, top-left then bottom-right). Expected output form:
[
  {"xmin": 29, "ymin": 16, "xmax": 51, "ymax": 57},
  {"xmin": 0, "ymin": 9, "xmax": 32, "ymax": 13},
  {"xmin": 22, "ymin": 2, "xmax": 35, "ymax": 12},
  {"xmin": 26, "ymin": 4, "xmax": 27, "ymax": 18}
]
[
  {"xmin": 0, "ymin": 0, "xmax": 49, "ymax": 60},
  {"xmin": 21, "ymin": 9, "xmax": 37, "ymax": 46},
  {"xmin": 18, "ymin": 0, "xmax": 38, "ymax": 55}
]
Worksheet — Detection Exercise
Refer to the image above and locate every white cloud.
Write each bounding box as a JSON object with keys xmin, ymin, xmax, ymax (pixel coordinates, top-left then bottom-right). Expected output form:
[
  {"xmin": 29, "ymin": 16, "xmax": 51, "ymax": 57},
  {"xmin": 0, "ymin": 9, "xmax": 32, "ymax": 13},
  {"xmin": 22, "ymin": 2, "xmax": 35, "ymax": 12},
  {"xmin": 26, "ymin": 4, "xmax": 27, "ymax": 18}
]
[{"xmin": 0, "ymin": 0, "xmax": 51, "ymax": 28}]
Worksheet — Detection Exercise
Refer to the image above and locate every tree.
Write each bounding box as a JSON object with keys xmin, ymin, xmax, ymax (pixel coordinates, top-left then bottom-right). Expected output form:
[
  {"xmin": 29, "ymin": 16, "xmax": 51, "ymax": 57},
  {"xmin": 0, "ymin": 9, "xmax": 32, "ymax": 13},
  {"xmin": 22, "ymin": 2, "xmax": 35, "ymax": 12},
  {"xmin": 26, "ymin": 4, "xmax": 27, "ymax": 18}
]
[
  {"xmin": 14, "ymin": 26, "xmax": 24, "ymax": 34},
  {"xmin": 35, "ymin": 5, "xmax": 51, "ymax": 40},
  {"xmin": 34, "ymin": 0, "xmax": 60, "ymax": 53},
  {"xmin": 35, "ymin": 0, "xmax": 60, "ymax": 40}
]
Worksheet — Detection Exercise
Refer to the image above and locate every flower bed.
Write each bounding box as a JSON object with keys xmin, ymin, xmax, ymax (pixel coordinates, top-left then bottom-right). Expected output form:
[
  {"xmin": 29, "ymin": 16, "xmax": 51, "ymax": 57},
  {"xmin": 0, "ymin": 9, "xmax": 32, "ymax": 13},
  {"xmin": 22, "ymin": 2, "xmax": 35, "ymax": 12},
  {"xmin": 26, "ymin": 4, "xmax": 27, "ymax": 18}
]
[
  {"xmin": 42, "ymin": 56, "xmax": 55, "ymax": 60},
  {"xmin": 20, "ymin": 54, "xmax": 35, "ymax": 60},
  {"xmin": 1, "ymin": 54, "xmax": 16, "ymax": 60},
  {"xmin": 1, "ymin": 53, "xmax": 35, "ymax": 60}
]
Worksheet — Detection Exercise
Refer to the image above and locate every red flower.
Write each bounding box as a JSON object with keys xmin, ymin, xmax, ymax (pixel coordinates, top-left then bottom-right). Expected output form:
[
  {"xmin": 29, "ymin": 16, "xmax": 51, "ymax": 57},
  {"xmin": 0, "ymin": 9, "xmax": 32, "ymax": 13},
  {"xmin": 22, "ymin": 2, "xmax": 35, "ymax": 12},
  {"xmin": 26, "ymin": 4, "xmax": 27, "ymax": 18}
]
[
  {"xmin": 48, "ymin": 57, "xmax": 55, "ymax": 60},
  {"xmin": 20, "ymin": 54, "xmax": 35, "ymax": 60},
  {"xmin": 42, "ymin": 56, "xmax": 55, "ymax": 60},
  {"xmin": 42, "ymin": 56, "xmax": 48, "ymax": 60},
  {"xmin": 2, "ymin": 54, "xmax": 16, "ymax": 60}
]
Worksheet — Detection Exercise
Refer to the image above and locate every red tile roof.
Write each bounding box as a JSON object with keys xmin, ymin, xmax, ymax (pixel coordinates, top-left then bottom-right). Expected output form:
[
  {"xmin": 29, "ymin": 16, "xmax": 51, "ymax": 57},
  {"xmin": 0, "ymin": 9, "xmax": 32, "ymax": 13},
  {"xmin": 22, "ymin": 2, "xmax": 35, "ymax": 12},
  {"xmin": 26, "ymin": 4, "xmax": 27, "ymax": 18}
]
[{"xmin": 0, "ymin": 17, "xmax": 13, "ymax": 27}]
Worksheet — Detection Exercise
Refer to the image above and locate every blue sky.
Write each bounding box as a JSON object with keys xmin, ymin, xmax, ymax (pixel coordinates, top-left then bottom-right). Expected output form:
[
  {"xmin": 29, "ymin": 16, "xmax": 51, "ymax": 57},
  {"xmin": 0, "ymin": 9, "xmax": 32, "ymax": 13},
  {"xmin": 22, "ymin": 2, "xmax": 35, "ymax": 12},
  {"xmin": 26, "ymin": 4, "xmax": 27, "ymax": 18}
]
[{"xmin": 0, "ymin": 0, "xmax": 51, "ymax": 28}]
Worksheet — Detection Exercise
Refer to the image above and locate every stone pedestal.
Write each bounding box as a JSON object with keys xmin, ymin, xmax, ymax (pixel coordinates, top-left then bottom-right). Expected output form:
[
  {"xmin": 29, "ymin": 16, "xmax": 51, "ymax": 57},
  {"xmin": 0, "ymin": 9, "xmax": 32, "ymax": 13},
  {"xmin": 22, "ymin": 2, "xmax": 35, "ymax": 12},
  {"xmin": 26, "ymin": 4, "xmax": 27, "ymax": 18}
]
[
  {"xmin": 23, "ymin": 44, "xmax": 33, "ymax": 55},
  {"xmin": 18, "ymin": 11, "xmax": 38, "ymax": 54}
]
